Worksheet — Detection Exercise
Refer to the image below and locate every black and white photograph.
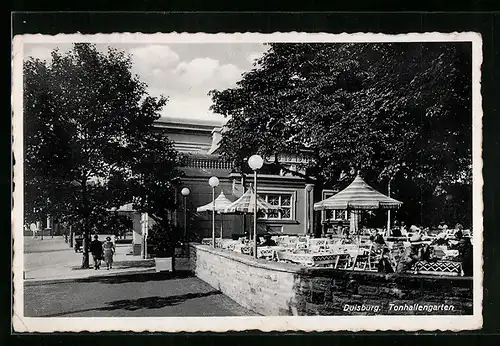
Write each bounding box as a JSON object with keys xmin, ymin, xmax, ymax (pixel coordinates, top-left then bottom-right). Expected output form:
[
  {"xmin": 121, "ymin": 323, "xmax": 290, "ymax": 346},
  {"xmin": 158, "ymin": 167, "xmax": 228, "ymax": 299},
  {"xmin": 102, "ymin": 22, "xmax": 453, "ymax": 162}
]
[{"xmin": 12, "ymin": 32, "xmax": 483, "ymax": 332}]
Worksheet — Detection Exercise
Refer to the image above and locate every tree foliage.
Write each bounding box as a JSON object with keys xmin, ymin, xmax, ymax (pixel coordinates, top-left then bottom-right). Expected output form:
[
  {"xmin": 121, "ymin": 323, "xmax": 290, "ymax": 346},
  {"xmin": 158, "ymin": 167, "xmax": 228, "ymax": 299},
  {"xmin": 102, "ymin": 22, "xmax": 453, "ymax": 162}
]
[
  {"xmin": 210, "ymin": 42, "xmax": 472, "ymax": 226},
  {"xmin": 24, "ymin": 43, "xmax": 184, "ymax": 266}
]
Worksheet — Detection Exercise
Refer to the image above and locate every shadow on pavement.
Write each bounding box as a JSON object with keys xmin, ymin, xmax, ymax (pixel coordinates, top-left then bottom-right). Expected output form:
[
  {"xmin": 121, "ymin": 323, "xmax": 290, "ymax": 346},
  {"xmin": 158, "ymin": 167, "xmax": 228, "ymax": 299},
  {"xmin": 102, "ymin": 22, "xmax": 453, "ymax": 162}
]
[
  {"xmin": 42, "ymin": 290, "xmax": 222, "ymax": 317},
  {"xmin": 71, "ymin": 260, "xmax": 155, "ymax": 271},
  {"xmin": 75, "ymin": 270, "xmax": 195, "ymax": 284}
]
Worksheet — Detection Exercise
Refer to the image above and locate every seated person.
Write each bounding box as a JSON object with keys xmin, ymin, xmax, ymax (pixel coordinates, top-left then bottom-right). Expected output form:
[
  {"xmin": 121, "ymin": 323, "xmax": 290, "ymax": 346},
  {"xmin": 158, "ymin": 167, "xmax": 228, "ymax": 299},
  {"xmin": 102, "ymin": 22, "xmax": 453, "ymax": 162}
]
[
  {"xmin": 454, "ymin": 230, "xmax": 473, "ymax": 276},
  {"xmin": 433, "ymin": 232, "xmax": 450, "ymax": 246},
  {"xmin": 400, "ymin": 222, "xmax": 408, "ymax": 237},
  {"xmin": 391, "ymin": 227, "xmax": 402, "ymax": 237},
  {"xmin": 377, "ymin": 248, "xmax": 395, "ymax": 274},
  {"xmin": 260, "ymin": 234, "xmax": 277, "ymax": 247},
  {"xmin": 369, "ymin": 234, "xmax": 386, "ymax": 253},
  {"xmin": 418, "ymin": 243, "xmax": 435, "ymax": 262},
  {"xmin": 396, "ymin": 234, "xmax": 423, "ymax": 273},
  {"xmin": 374, "ymin": 233, "xmax": 386, "ymax": 245}
]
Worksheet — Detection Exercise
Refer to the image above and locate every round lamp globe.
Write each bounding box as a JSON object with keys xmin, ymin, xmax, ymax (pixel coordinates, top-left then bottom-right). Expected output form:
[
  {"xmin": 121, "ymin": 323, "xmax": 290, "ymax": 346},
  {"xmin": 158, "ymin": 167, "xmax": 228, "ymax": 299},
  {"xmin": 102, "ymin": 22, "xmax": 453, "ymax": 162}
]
[
  {"xmin": 208, "ymin": 176, "xmax": 220, "ymax": 188},
  {"xmin": 248, "ymin": 154, "xmax": 264, "ymax": 170}
]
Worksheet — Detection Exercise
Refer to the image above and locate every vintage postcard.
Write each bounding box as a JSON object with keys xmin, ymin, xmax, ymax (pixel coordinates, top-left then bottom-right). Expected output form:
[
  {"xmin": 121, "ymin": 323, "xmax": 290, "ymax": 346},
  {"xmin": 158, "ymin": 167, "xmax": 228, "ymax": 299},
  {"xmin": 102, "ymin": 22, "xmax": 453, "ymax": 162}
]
[{"xmin": 12, "ymin": 32, "xmax": 483, "ymax": 332}]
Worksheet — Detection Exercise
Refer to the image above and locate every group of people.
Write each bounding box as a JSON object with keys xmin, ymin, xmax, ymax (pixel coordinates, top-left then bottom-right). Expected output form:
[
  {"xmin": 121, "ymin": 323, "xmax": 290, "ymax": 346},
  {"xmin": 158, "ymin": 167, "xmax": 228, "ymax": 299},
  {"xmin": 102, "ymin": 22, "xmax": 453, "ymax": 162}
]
[
  {"xmin": 89, "ymin": 235, "xmax": 116, "ymax": 270},
  {"xmin": 373, "ymin": 224, "xmax": 473, "ymax": 276}
]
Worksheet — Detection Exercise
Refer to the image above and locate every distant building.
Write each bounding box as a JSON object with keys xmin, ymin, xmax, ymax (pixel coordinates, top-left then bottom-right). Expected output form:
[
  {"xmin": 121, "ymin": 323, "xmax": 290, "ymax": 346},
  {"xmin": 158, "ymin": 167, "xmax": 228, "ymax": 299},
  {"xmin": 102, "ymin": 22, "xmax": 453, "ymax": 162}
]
[{"xmin": 155, "ymin": 116, "xmax": 333, "ymax": 240}]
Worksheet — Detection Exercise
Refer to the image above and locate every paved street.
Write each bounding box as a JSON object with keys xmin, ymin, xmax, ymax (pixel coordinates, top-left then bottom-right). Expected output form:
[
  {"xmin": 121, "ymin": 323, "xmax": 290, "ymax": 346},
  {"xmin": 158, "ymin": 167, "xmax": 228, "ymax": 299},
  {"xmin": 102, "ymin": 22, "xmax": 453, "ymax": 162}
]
[
  {"xmin": 23, "ymin": 237, "xmax": 155, "ymax": 281},
  {"xmin": 25, "ymin": 272, "xmax": 256, "ymax": 317},
  {"xmin": 23, "ymin": 236, "xmax": 256, "ymax": 317}
]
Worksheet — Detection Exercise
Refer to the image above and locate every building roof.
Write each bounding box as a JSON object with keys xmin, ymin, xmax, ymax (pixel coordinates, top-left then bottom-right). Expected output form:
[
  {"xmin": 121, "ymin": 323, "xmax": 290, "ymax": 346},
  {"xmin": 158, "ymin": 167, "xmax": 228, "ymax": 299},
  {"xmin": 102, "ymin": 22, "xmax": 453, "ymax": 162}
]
[
  {"xmin": 155, "ymin": 116, "xmax": 226, "ymax": 131},
  {"xmin": 181, "ymin": 166, "xmax": 233, "ymax": 178}
]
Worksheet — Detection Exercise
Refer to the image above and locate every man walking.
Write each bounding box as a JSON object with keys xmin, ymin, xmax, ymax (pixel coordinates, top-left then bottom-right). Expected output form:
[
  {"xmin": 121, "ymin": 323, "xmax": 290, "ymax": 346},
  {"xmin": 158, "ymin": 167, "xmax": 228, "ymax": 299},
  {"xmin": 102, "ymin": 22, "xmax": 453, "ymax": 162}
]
[{"xmin": 90, "ymin": 235, "xmax": 103, "ymax": 270}]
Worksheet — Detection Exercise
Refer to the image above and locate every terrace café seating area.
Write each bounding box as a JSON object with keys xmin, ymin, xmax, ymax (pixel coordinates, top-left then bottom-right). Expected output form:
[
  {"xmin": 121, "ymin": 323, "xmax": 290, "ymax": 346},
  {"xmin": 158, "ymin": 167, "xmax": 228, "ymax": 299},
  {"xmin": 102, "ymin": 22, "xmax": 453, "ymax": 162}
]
[{"xmin": 200, "ymin": 228, "xmax": 471, "ymax": 277}]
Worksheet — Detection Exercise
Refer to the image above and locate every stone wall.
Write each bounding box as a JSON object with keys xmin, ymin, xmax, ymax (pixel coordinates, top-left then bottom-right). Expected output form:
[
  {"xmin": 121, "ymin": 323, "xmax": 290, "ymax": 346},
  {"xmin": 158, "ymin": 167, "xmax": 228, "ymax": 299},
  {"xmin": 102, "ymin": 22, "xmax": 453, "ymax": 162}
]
[
  {"xmin": 190, "ymin": 243, "xmax": 298, "ymax": 315},
  {"xmin": 189, "ymin": 244, "xmax": 473, "ymax": 316}
]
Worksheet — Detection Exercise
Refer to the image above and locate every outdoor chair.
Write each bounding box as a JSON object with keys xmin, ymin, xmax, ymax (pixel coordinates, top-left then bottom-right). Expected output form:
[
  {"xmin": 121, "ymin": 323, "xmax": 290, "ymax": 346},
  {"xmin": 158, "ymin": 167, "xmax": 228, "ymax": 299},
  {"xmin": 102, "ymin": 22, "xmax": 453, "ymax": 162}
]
[
  {"xmin": 352, "ymin": 254, "xmax": 374, "ymax": 271},
  {"xmin": 296, "ymin": 243, "xmax": 308, "ymax": 250},
  {"xmin": 275, "ymin": 250, "xmax": 288, "ymax": 263},
  {"xmin": 334, "ymin": 254, "xmax": 353, "ymax": 270}
]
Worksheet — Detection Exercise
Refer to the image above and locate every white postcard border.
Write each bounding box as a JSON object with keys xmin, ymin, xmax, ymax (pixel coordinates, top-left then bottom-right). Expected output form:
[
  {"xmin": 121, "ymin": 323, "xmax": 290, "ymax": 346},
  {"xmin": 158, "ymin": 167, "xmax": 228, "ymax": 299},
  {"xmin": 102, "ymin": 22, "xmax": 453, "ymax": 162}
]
[{"xmin": 12, "ymin": 31, "xmax": 483, "ymax": 332}]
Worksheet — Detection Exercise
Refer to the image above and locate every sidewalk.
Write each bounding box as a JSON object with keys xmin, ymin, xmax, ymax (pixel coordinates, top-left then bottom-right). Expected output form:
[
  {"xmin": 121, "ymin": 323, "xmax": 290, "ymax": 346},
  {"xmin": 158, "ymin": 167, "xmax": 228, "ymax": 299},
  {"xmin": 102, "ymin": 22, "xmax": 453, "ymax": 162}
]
[{"xmin": 23, "ymin": 237, "xmax": 155, "ymax": 284}]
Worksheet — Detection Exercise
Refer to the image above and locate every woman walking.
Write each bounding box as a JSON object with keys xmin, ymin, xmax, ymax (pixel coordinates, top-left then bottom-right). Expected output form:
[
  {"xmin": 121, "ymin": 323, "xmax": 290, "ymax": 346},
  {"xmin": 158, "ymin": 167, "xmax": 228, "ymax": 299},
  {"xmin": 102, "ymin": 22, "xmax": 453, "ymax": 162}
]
[{"xmin": 103, "ymin": 236, "xmax": 115, "ymax": 270}]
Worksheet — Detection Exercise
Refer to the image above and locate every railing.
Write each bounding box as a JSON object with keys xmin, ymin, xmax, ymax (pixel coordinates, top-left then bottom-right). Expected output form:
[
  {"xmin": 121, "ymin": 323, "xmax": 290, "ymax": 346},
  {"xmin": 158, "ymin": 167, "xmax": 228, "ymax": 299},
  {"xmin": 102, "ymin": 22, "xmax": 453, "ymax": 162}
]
[{"xmin": 186, "ymin": 157, "xmax": 233, "ymax": 170}]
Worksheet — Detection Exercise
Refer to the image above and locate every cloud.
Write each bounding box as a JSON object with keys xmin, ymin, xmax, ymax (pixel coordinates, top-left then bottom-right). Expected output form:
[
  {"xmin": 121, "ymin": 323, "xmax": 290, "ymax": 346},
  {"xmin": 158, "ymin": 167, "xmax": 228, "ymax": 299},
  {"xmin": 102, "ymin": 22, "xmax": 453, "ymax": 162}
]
[
  {"xmin": 24, "ymin": 44, "xmax": 72, "ymax": 62},
  {"xmin": 129, "ymin": 45, "xmax": 180, "ymax": 68},
  {"xmin": 160, "ymin": 95, "xmax": 226, "ymax": 122},
  {"xmin": 174, "ymin": 58, "xmax": 243, "ymax": 91},
  {"xmin": 174, "ymin": 57, "xmax": 220, "ymax": 87},
  {"xmin": 247, "ymin": 51, "xmax": 264, "ymax": 64},
  {"xmin": 23, "ymin": 43, "xmax": 248, "ymax": 123},
  {"xmin": 218, "ymin": 63, "xmax": 242, "ymax": 83}
]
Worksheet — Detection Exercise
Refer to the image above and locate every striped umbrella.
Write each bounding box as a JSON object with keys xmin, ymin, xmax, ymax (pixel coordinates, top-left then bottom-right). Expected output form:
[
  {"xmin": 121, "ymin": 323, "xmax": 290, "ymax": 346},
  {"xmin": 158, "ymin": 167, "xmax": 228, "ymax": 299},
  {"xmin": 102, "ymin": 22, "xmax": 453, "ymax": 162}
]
[
  {"xmin": 314, "ymin": 174, "xmax": 402, "ymax": 238},
  {"xmin": 313, "ymin": 174, "xmax": 402, "ymax": 211},
  {"xmin": 222, "ymin": 184, "xmax": 279, "ymax": 240},
  {"xmin": 196, "ymin": 190, "xmax": 234, "ymax": 239},
  {"xmin": 221, "ymin": 184, "xmax": 279, "ymax": 214},
  {"xmin": 196, "ymin": 190, "xmax": 233, "ymax": 213}
]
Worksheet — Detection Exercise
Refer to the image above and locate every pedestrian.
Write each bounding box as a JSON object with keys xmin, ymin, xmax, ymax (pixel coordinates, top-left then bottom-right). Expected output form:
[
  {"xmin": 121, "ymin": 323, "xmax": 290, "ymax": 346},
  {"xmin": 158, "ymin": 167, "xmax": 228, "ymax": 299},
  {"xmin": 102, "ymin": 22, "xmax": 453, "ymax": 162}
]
[
  {"xmin": 103, "ymin": 236, "xmax": 115, "ymax": 270},
  {"xmin": 89, "ymin": 235, "xmax": 103, "ymax": 270},
  {"xmin": 30, "ymin": 223, "xmax": 38, "ymax": 239},
  {"xmin": 453, "ymin": 230, "xmax": 473, "ymax": 276}
]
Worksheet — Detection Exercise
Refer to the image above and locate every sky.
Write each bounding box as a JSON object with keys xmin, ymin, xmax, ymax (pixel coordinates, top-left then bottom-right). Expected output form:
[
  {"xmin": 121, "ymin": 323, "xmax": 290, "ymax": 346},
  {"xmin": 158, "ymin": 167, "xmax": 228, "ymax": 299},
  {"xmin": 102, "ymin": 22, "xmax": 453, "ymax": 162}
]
[{"xmin": 24, "ymin": 42, "xmax": 269, "ymax": 125}]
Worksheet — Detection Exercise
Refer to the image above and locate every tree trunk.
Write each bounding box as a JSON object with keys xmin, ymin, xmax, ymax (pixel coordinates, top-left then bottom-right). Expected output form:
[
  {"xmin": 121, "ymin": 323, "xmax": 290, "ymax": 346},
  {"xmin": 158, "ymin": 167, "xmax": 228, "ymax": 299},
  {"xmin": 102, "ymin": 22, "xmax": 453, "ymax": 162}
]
[
  {"xmin": 171, "ymin": 242, "xmax": 176, "ymax": 273},
  {"xmin": 81, "ymin": 229, "xmax": 90, "ymax": 268},
  {"xmin": 81, "ymin": 180, "xmax": 90, "ymax": 269}
]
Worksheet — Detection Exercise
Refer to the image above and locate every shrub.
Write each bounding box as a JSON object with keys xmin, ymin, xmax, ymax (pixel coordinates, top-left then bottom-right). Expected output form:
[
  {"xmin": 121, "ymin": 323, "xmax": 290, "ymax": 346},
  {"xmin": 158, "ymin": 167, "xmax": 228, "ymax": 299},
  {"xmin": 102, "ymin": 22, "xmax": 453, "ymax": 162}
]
[{"xmin": 147, "ymin": 221, "xmax": 183, "ymax": 257}]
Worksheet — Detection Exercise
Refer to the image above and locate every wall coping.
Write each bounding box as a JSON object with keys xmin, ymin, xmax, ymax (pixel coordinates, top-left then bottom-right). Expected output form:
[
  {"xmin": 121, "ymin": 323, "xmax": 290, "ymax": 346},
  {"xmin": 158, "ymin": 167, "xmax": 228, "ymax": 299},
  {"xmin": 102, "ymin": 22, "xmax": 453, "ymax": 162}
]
[{"xmin": 189, "ymin": 243, "xmax": 473, "ymax": 284}]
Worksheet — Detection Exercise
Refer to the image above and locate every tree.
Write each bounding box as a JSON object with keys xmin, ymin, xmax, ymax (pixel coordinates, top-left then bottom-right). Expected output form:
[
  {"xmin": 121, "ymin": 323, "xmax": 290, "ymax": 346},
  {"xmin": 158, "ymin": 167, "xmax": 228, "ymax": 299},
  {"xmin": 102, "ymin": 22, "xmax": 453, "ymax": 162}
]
[
  {"xmin": 24, "ymin": 43, "xmax": 184, "ymax": 268},
  {"xmin": 210, "ymin": 42, "xmax": 472, "ymax": 227}
]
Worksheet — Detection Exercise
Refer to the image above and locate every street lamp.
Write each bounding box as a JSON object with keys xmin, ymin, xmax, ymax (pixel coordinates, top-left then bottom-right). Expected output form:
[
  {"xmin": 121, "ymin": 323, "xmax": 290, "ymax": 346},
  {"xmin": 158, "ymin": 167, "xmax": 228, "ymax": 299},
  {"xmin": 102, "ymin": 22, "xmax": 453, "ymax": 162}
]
[
  {"xmin": 181, "ymin": 188, "xmax": 191, "ymax": 239},
  {"xmin": 387, "ymin": 177, "xmax": 393, "ymax": 238},
  {"xmin": 208, "ymin": 177, "xmax": 219, "ymax": 248},
  {"xmin": 248, "ymin": 154, "xmax": 264, "ymax": 259},
  {"xmin": 305, "ymin": 184, "xmax": 314, "ymax": 236}
]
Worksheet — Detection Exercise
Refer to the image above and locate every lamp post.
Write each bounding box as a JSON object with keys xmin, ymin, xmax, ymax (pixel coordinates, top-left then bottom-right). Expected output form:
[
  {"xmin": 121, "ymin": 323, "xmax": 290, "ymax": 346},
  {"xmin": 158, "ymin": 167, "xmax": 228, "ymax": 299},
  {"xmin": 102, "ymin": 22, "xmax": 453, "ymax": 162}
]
[
  {"xmin": 208, "ymin": 177, "xmax": 219, "ymax": 248},
  {"xmin": 387, "ymin": 177, "xmax": 393, "ymax": 238},
  {"xmin": 181, "ymin": 188, "xmax": 190, "ymax": 239},
  {"xmin": 305, "ymin": 184, "xmax": 314, "ymax": 236},
  {"xmin": 248, "ymin": 154, "xmax": 264, "ymax": 259}
]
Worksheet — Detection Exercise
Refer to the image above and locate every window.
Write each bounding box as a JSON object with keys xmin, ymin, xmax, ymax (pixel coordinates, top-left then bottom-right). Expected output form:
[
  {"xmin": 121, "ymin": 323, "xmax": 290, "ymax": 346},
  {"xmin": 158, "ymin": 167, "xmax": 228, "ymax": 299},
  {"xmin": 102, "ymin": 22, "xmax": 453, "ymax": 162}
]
[
  {"xmin": 259, "ymin": 193, "xmax": 294, "ymax": 220},
  {"xmin": 321, "ymin": 189, "xmax": 349, "ymax": 223},
  {"xmin": 325, "ymin": 209, "xmax": 348, "ymax": 221}
]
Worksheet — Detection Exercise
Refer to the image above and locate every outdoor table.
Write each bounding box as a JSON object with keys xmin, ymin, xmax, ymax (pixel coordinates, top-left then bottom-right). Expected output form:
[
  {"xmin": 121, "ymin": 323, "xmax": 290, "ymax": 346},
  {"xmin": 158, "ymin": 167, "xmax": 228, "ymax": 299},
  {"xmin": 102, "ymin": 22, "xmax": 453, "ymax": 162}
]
[
  {"xmin": 201, "ymin": 238, "xmax": 212, "ymax": 246},
  {"xmin": 233, "ymin": 243, "xmax": 251, "ymax": 254},
  {"xmin": 413, "ymin": 260, "xmax": 462, "ymax": 276},
  {"xmin": 277, "ymin": 251, "xmax": 338, "ymax": 266},
  {"xmin": 221, "ymin": 240, "xmax": 240, "ymax": 251},
  {"xmin": 442, "ymin": 249, "xmax": 459, "ymax": 260},
  {"xmin": 256, "ymin": 246, "xmax": 282, "ymax": 259},
  {"xmin": 308, "ymin": 238, "xmax": 328, "ymax": 247}
]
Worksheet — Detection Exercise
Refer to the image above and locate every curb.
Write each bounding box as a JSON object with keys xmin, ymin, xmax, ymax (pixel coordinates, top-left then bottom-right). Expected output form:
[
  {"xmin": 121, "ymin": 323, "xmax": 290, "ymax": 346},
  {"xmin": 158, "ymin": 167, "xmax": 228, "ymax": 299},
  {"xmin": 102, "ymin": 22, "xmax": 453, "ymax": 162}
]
[{"xmin": 24, "ymin": 268, "xmax": 157, "ymax": 286}]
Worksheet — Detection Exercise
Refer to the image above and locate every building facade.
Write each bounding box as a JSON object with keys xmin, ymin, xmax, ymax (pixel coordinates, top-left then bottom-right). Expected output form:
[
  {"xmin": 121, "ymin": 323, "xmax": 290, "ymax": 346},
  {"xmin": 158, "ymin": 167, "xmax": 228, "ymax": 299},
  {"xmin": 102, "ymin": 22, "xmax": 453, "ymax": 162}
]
[{"xmin": 157, "ymin": 116, "xmax": 319, "ymax": 239}]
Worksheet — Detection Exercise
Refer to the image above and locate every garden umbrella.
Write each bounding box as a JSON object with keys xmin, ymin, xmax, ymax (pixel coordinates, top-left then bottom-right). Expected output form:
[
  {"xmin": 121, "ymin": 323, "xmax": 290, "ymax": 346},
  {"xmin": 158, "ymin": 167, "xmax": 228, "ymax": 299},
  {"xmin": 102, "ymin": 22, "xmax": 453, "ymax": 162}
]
[
  {"xmin": 314, "ymin": 174, "xmax": 402, "ymax": 237},
  {"xmin": 221, "ymin": 184, "xmax": 279, "ymax": 239},
  {"xmin": 196, "ymin": 190, "xmax": 234, "ymax": 239}
]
